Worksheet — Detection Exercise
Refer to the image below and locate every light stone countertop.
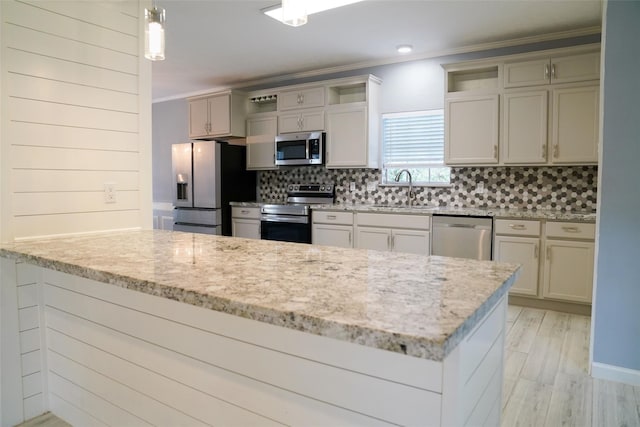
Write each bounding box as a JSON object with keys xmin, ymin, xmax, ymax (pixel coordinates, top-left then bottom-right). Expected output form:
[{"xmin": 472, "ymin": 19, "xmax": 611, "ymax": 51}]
[{"xmin": 0, "ymin": 230, "xmax": 519, "ymax": 361}]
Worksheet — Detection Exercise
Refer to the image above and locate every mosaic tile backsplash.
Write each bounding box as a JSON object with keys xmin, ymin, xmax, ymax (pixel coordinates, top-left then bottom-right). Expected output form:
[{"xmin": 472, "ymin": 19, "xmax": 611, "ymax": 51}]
[{"xmin": 258, "ymin": 166, "xmax": 597, "ymax": 211}]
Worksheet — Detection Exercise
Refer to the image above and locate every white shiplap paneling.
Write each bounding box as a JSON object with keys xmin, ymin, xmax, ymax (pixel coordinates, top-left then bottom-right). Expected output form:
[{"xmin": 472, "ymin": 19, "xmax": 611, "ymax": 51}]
[{"xmin": 1, "ymin": 0, "xmax": 149, "ymax": 241}]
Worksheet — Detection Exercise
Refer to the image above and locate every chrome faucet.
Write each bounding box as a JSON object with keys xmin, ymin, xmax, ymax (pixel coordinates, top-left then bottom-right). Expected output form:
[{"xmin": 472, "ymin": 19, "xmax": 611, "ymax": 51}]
[{"xmin": 394, "ymin": 169, "xmax": 416, "ymax": 206}]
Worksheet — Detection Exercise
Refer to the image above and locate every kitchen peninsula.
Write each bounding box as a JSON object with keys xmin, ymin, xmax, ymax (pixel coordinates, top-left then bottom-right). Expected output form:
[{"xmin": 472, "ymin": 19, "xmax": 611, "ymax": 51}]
[{"xmin": 1, "ymin": 230, "xmax": 519, "ymax": 426}]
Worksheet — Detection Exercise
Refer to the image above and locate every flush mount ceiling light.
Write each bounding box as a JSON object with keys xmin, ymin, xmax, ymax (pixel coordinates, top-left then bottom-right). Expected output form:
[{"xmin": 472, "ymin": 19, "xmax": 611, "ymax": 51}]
[
  {"xmin": 263, "ymin": 0, "xmax": 365, "ymax": 27},
  {"xmin": 144, "ymin": 5, "xmax": 165, "ymax": 60},
  {"xmin": 397, "ymin": 44, "xmax": 413, "ymax": 54}
]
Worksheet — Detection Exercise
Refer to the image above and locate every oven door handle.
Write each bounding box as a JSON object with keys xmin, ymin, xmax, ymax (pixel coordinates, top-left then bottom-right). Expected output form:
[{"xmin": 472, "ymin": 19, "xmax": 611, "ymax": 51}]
[{"xmin": 261, "ymin": 214, "xmax": 309, "ymax": 224}]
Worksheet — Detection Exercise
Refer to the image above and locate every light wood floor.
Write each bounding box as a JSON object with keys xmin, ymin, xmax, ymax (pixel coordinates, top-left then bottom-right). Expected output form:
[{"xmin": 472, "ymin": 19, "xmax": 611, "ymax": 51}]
[
  {"xmin": 503, "ymin": 305, "xmax": 640, "ymax": 427},
  {"xmin": 17, "ymin": 306, "xmax": 640, "ymax": 427}
]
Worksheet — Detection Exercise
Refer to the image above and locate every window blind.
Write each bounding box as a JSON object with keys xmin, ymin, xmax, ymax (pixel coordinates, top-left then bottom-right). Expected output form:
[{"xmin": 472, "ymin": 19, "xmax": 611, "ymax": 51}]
[{"xmin": 382, "ymin": 110, "xmax": 445, "ymax": 168}]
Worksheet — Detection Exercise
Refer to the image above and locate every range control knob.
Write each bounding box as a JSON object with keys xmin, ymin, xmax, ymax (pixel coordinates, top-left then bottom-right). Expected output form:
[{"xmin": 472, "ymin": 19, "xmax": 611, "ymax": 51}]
[
  {"xmin": 320, "ymin": 186, "xmax": 325, "ymax": 191},
  {"xmin": 293, "ymin": 185, "xmax": 299, "ymax": 191},
  {"xmin": 288, "ymin": 185, "xmax": 294, "ymax": 191},
  {"xmin": 326, "ymin": 185, "xmax": 332, "ymax": 191}
]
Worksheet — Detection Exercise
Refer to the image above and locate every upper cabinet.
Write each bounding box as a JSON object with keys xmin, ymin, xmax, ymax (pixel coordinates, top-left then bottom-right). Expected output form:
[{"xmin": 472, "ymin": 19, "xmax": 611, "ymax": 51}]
[
  {"xmin": 188, "ymin": 91, "xmax": 246, "ymax": 140},
  {"xmin": 246, "ymin": 113, "xmax": 278, "ymax": 170},
  {"xmin": 504, "ymin": 52, "xmax": 600, "ymax": 88},
  {"xmin": 278, "ymin": 108, "xmax": 325, "ymax": 133},
  {"xmin": 279, "ymin": 86, "xmax": 325, "ymax": 111},
  {"xmin": 444, "ymin": 44, "xmax": 600, "ymax": 167}
]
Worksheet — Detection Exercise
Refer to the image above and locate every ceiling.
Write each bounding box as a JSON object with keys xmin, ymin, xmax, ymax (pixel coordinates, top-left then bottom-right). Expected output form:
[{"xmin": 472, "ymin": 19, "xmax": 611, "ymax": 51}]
[{"xmin": 151, "ymin": 0, "xmax": 602, "ymax": 102}]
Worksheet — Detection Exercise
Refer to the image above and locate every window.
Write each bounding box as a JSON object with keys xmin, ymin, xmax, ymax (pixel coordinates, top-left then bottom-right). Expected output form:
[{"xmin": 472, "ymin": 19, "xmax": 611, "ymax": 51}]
[{"xmin": 381, "ymin": 110, "xmax": 450, "ymax": 185}]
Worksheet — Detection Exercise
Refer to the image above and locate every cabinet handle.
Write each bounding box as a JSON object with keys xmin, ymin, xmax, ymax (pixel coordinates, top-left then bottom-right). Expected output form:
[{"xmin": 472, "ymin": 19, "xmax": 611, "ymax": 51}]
[
  {"xmin": 300, "ymin": 94, "xmax": 304, "ymax": 104},
  {"xmin": 551, "ymin": 64, "xmax": 556, "ymax": 79},
  {"xmin": 534, "ymin": 244, "xmax": 539, "ymax": 259},
  {"xmin": 348, "ymin": 231, "xmax": 352, "ymax": 245},
  {"xmin": 390, "ymin": 235, "xmax": 395, "ymax": 250},
  {"xmin": 553, "ymin": 144, "xmax": 559, "ymax": 158},
  {"xmin": 387, "ymin": 234, "xmax": 391, "ymax": 249},
  {"xmin": 542, "ymin": 143, "xmax": 547, "ymax": 159},
  {"xmin": 327, "ymin": 215, "xmax": 337, "ymax": 220},
  {"xmin": 241, "ymin": 209, "xmax": 249, "ymax": 214},
  {"xmin": 546, "ymin": 247, "xmax": 551, "ymax": 261},
  {"xmin": 509, "ymin": 224, "xmax": 526, "ymax": 230},
  {"xmin": 561, "ymin": 226, "xmax": 581, "ymax": 233},
  {"xmin": 544, "ymin": 64, "xmax": 550, "ymax": 80},
  {"xmin": 493, "ymin": 145, "xmax": 498, "ymax": 159}
]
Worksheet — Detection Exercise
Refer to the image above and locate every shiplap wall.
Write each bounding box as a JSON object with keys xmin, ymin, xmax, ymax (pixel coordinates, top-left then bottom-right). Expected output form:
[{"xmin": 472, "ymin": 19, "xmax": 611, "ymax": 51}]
[{"xmin": 0, "ymin": 0, "xmax": 151, "ymax": 242}]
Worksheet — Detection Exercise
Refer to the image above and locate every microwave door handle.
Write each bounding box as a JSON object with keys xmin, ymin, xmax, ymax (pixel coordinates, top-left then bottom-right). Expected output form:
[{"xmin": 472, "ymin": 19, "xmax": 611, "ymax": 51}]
[{"xmin": 306, "ymin": 139, "xmax": 310, "ymax": 162}]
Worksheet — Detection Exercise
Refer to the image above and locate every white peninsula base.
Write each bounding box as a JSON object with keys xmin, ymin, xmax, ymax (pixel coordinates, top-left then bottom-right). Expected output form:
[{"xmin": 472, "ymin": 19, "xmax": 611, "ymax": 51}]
[{"xmin": 1, "ymin": 259, "xmax": 507, "ymax": 427}]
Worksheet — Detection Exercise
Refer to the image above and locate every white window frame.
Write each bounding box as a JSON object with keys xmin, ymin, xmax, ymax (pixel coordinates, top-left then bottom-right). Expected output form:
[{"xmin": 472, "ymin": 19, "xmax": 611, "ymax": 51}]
[{"xmin": 380, "ymin": 109, "xmax": 451, "ymax": 187}]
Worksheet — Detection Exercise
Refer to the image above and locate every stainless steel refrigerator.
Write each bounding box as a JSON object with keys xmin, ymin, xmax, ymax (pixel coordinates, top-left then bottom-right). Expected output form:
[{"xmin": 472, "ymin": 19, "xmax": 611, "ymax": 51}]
[{"xmin": 172, "ymin": 141, "xmax": 256, "ymax": 235}]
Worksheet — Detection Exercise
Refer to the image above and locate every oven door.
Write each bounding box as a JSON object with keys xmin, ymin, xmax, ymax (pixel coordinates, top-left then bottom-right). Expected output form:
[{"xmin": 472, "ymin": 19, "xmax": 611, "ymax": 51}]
[{"xmin": 260, "ymin": 214, "xmax": 311, "ymax": 244}]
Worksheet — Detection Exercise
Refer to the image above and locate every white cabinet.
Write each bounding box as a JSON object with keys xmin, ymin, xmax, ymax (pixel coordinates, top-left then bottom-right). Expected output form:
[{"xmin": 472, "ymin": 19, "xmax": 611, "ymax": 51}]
[
  {"xmin": 325, "ymin": 105, "xmax": 369, "ymax": 168},
  {"xmin": 278, "ymin": 108, "xmax": 325, "ymax": 133},
  {"xmin": 231, "ymin": 207, "xmax": 261, "ymax": 240},
  {"xmin": 355, "ymin": 212, "xmax": 430, "ymax": 255},
  {"xmin": 278, "ymin": 86, "xmax": 325, "ymax": 111},
  {"xmin": 550, "ymin": 85, "xmax": 599, "ymax": 163},
  {"xmin": 494, "ymin": 219, "xmax": 541, "ymax": 297},
  {"xmin": 312, "ymin": 211, "xmax": 354, "ymax": 248},
  {"xmin": 445, "ymin": 95, "xmax": 499, "ymax": 165},
  {"xmin": 504, "ymin": 51, "xmax": 600, "ymax": 88},
  {"xmin": 188, "ymin": 91, "xmax": 246, "ymax": 139},
  {"xmin": 542, "ymin": 221, "xmax": 595, "ymax": 304},
  {"xmin": 246, "ymin": 114, "xmax": 277, "ymax": 170},
  {"xmin": 501, "ymin": 91, "xmax": 549, "ymax": 164}
]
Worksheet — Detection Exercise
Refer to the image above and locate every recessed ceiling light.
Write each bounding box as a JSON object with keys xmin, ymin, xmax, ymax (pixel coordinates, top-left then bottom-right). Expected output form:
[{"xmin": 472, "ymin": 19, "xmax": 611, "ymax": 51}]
[{"xmin": 397, "ymin": 45, "xmax": 413, "ymax": 54}]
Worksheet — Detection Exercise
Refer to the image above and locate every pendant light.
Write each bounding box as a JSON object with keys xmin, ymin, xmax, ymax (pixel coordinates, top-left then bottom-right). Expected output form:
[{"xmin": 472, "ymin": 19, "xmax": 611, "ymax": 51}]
[
  {"xmin": 282, "ymin": 0, "xmax": 307, "ymax": 27},
  {"xmin": 144, "ymin": 5, "xmax": 166, "ymax": 61}
]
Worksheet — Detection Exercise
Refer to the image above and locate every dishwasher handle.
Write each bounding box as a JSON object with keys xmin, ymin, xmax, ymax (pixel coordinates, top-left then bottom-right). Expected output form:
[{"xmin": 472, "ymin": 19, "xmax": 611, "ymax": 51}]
[{"xmin": 436, "ymin": 222, "xmax": 491, "ymax": 230}]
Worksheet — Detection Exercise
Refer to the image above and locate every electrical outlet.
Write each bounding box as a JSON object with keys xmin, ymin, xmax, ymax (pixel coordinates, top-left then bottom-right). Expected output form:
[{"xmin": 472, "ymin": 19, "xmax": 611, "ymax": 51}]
[
  {"xmin": 476, "ymin": 181, "xmax": 485, "ymax": 194},
  {"xmin": 349, "ymin": 182, "xmax": 356, "ymax": 191},
  {"xmin": 366, "ymin": 181, "xmax": 377, "ymax": 191},
  {"xmin": 104, "ymin": 182, "xmax": 116, "ymax": 204}
]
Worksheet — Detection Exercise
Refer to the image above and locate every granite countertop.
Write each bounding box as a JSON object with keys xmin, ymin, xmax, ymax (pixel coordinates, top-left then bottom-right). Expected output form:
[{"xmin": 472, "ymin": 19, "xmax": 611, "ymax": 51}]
[
  {"xmin": 0, "ymin": 230, "xmax": 519, "ymax": 361},
  {"xmin": 311, "ymin": 203, "xmax": 597, "ymax": 222}
]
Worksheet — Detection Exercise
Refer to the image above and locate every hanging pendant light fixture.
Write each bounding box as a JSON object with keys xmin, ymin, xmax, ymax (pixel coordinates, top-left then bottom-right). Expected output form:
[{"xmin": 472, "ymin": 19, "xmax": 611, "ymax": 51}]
[
  {"xmin": 144, "ymin": 5, "xmax": 165, "ymax": 61},
  {"xmin": 282, "ymin": 0, "xmax": 307, "ymax": 27}
]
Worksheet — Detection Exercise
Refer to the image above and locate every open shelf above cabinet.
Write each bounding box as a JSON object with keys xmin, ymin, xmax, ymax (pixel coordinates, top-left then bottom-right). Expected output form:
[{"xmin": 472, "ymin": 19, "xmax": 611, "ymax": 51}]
[
  {"xmin": 327, "ymin": 82, "xmax": 367, "ymax": 105},
  {"xmin": 447, "ymin": 65, "xmax": 500, "ymax": 93},
  {"xmin": 247, "ymin": 94, "xmax": 278, "ymax": 114}
]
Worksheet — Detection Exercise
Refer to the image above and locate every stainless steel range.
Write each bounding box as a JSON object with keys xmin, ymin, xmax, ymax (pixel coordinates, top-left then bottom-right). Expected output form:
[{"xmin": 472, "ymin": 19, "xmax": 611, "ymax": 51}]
[{"xmin": 260, "ymin": 184, "xmax": 334, "ymax": 244}]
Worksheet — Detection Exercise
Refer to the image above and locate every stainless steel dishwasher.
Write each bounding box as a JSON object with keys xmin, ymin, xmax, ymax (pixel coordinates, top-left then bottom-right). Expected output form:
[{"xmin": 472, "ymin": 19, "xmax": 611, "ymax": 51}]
[{"xmin": 431, "ymin": 215, "xmax": 493, "ymax": 260}]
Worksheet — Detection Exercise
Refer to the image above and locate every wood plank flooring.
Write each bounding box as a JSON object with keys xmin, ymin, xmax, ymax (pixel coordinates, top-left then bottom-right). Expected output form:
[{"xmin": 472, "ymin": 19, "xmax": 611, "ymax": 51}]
[
  {"xmin": 16, "ymin": 306, "xmax": 640, "ymax": 427},
  {"xmin": 503, "ymin": 305, "xmax": 640, "ymax": 427}
]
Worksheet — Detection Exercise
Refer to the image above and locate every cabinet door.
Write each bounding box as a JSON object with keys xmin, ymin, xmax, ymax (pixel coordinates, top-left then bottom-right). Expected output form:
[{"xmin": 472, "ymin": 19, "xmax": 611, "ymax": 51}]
[
  {"xmin": 504, "ymin": 58, "xmax": 551, "ymax": 88},
  {"xmin": 550, "ymin": 52, "xmax": 600, "ymax": 84},
  {"xmin": 246, "ymin": 135, "xmax": 277, "ymax": 170},
  {"xmin": 445, "ymin": 95, "xmax": 499, "ymax": 165},
  {"xmin": 300, "ymin": 109, "xmax": 325, "ymax": 131},
  {"xmin": 326, "ymin": 106, "xmax": 367, "ymax": 168},
  {"xmin": 494, "ymin": 236, "xmax": 540, "ymax": 297},
  {"xmin": 502, "ymin": 90, "xmax": 548, "ymax": 164},
  {"xmin": 278, "ymin": 113, "xmax": 302, "ymax": 133},
  {"xmin": 232, "ymin": 218, "xmax": 261, "ymax": 239},
  {"xmin": 392, "ymin": 229, "xmax": 430, "ymax": 255},
  {"xmin": 189, "ymin": 98, "xmax": 210, "ymax": 138},
  {"xmin": 312, "ymin": 224, "xmax": 353, "ymax": 248},
  {"xmin": 543, "ymin": 240, "xmax": 594, "ymax": 303},
  {"xmin": 208, "ymin": 94, "xmax": 231, "ymax": 136},
  {"xmin": 247, "ymin": 116, "xmax": 277, "ymax": 137},
  {"xmin": 550, "ymin": 85, "xmax": 599, "ymax": 164},
  {"xmin": 356, "ymin": 227, "xmax": 390, "ymax": 251},
  {"xmin": 279, "ymin": 87, "xmax": 325, "ymax": 110}
]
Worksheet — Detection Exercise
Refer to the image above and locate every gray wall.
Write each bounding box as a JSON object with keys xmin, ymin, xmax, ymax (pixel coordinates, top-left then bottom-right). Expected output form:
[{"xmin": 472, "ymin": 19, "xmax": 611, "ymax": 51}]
[
  {"xmin": 153, "ymin": 98, "xmax": 188, "ymax": 203},
  {"xmin": 592, "ymin": 1, "xmax": 640, "ymax": 371}
]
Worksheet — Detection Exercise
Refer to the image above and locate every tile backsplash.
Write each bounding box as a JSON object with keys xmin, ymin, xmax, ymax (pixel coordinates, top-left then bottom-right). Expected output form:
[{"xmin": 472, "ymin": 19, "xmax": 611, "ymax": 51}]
[{"xmin": 258, "ymin": 166, "xmax": 597, "ymax": 211}]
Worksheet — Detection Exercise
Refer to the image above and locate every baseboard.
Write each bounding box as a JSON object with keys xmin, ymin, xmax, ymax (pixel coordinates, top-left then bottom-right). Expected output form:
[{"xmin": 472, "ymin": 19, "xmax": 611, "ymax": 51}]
[
  {"xmin": 508, "ymin": 295, "xmax": 592, "ymax": 316},
  {"xmin": 591, "ymin": 362, "xmax": 640, "ymax": 386}
]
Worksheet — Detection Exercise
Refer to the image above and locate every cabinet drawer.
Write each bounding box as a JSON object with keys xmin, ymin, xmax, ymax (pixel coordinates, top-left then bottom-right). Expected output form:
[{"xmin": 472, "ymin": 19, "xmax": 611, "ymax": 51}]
[
  {"xmin": 545, "ymin": 222, "xmax": 595, "ymax": 240},
  {"xmin": 356, "ymin": 213, "xmax": 430, "ymax": 230},
  {"xmin": 494, "ymin": 219, "xmax": 541, "ymax": 236},
  {"xmin": 231, "ymin": 207, "xmax": 261, "ymax": 220},
  {"xmin": 312, "ymin": 211, "xmax": 353, "ymax": 226}
]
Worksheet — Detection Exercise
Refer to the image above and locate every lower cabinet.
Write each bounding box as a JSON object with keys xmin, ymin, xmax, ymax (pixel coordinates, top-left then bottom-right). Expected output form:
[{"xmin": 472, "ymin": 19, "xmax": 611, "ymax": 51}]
[
  {"xmin": 493, "ymin": 218, "xmax": 595, "ymax": 304},
  {"xmin": 311, "ymin": 211, "xmax": 354, "ymax": 248},
  {"xmin": 355, "ymin": 213, "xmax": 430, "ymax": 255},
  {"xmin": 231, "ymin": 207, "xmax": 261, "ymax": 239}
]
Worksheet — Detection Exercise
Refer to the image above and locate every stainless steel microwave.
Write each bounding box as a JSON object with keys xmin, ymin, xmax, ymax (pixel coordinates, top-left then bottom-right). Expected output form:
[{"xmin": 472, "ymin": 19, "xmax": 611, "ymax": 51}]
[{"xmin": 275, "ymin": 132, "xmax": 325, "ymax": 166}]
